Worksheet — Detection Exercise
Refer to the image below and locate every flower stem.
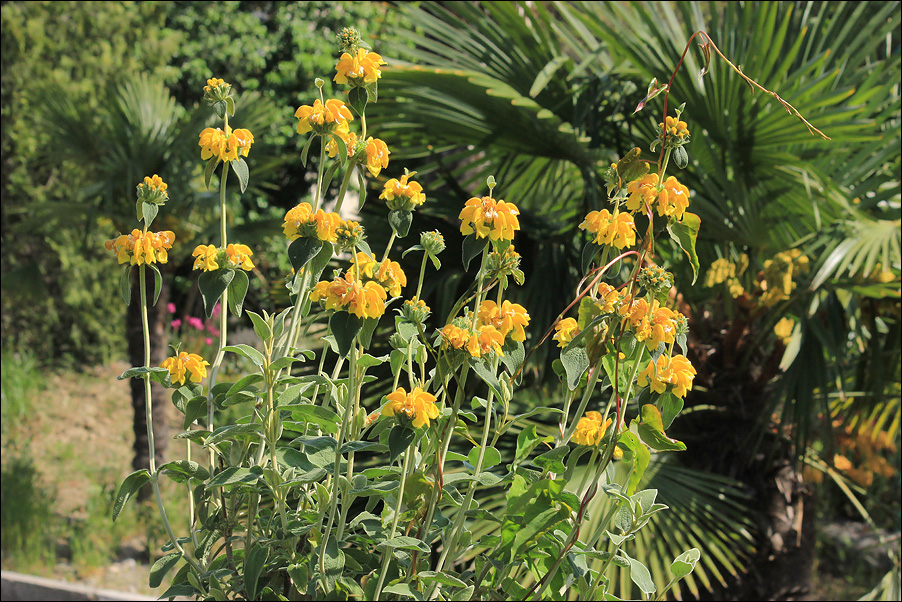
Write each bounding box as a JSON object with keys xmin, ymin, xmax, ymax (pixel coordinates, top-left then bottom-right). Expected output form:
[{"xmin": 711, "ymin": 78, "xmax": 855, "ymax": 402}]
[
  {"xmin": 139, "ymin": 265, "xmax": 203, "ymax": 573},
  {"xmin": 372, "ymin": 447, "xmax": 413, "ymax": 601}
]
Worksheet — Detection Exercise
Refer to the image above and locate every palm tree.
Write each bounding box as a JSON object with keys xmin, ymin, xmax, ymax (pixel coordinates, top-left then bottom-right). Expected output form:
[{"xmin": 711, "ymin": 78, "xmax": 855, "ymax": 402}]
[{"xmin": 373, "ymin": 1, "xmax": 901, "ymax": 598}]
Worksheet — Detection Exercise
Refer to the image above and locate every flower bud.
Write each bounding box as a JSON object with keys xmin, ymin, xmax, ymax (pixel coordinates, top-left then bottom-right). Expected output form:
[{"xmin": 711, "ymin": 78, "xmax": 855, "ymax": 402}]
[
  {"xmin": 338, "ymin": 27, "xmax": 362, "ymax": 53},
  {"xmin": 420, "ymin": 230, "xmax": 446, "ymax": 256},
  {"xmin": 400, "ymin": 298, "xmax": 431, "ymax": 325},
  {"xmin": 202, "ymin": 78, "xmax": 232, "ymax": 105}
]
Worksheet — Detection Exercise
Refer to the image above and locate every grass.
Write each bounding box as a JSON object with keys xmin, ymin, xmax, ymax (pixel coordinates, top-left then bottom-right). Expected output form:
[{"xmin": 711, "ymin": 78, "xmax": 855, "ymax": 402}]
[{"xmin": 0, "ymin": 347, "xmax": 187, "ymax": 593}]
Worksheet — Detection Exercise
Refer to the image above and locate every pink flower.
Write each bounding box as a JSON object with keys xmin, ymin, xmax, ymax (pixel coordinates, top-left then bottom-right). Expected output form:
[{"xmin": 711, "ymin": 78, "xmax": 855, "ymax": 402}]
[
  {"xmin": 170, "ymin": 319, "xmax": 182, "ymax": 329},
  {"xmin": 166, "ymin": 302, "xmax": 177, "ymax": 314},
  {"xmin": 212, "ymin": 303, "xmax": 222, "ymax": 318},
  {"xmin": 207, "ymin": 326, "xmax": 220, "ymax": 337},
  {"xmin": 205, "ymin": 337, "xmax": 214, "ymax": 345},
  {"xmin": 188, "ymin": 316, "xmax": 204, "ymax": 330}
]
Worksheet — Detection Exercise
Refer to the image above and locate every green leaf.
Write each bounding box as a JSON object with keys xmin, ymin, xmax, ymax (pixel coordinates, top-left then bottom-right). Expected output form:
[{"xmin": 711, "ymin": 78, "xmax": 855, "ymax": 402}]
[
  {"xmin": 198, "ymin": 269, "xmax": 235, "ymax": 319},
  {"xmin": 468, "ymin": 446, "xmax": 502, "ymax": 470},
  {"xmin": 388, "ymin": 209, "xmax": 413, "ymax": 238},
  {"xmin": 119, "ymin": 265, "xmax": 132, "ymax": 304},
  {"xmin": 617, "ymin": 431, "xmax": 650, "ymax": 495},
  {"xmin": 158, "ymin": 460, "xmax": 210, "ymax": 483},
  {"xmin": 530, "ymin": 55, "xmax": 569, "ymax": 97},
  {"xmin": 657, "ymin": 392, "xmax": 683, "ymax": 430},
  {"xmin": 244, "ymin": 544, "xmax": 269, "ymax": 601},
  {"xmin": 348, "ymin": 86, "xmax": 369, "ymax": 117},
  {"xmin": 515, "ymin": 424, "xmax": 547, "ymax": 464},
  {"xmin": 225, "ymin": 96, "xmax": 235, "ymax": 117},
  {"xmin": 288, "ymin": 405, "xmax": 341, "ymax": 434},
  {"xmin": 534, "ymin": 446, "xmax": 568, "ymax": 473},
  {"xmin": 227, "ymin": 269, "xmax": 249, "ymax": 317},
  {"xmin": 205, "ymin": 423, "xmax": 262, "ymax": 447},
  {"xmin": 470, "ymin": 357, "xmax": 503, "ymax": 400},
  {"xmin": 616, "ymin": 147, "xmax": 650, "ymax": 184},
  {"xmin": 560, "ymin": 343, "xmax": 589, "ymax": 391},
  {"xmin": 622, "ymin": 550, "xmax": 656, "ymax": 595},
  {"xmin": 141, "ymin": 201, "xmax": 158, "ymax": 228},
  {"xmin": 204, "ymin": 157, "xmax": 219, "ymax": 189},
  {"xmin": 330, "ymin": 312, "xmax": 363, "ymax": 357},
  {"xmin": 666, "ymin": 212, "xmax": 700, "ymax": 285},
  {"xmin": 149, "ymin": 264, "xmax": 162, "ymax": 306},
  {"xmin": 183, "ymin": 396, "xmax": 207, "ymax": 429},
  {"xmin": 462, "ymin": 234, "xmax": 488, "ymax": 271},
  {"xmin": 388, "ymin": 424, "xmax": 417, "ymax": 462},
  {"xmin": 418, "ymin": 571, "xmax": 467, "ymax": 588},
  {"xmin": 149, "ymin": 552, "xmax": 181, "ymax": 589},
  {"xmin": 246, "ymin": 310, "xmax": 272, "ymax": 343},
  {"xmin": 288, "ymin": 237, "xmax": 325, "ymax": 274},
  {"xmin": 117, "ymin": 366, "xmax": 171, "ymax": 387},
  {"xmin": 382, "ymin": 583, "xmax": 424, "ymax": 600},
  {"xmin": 233, "ymin": 157, "xmax": 249, "ymax": 193},
  {"xmin": 670, "ymin": 548, "xmax": 701, "ymax": 580},
  {"xmin": 300, "ymin": 134, "xmax": 316, "ymax": 167},
  {"xmin": 222, "ymin": 344, "xmax": 265, "ymax": 367},
  {"xmin": 207, "ymin": 466, "xmax": 262, "ymax": 487},
  {"xmin": 112, "ymin": 469, "xmax": 150, "ymax": 521},
  {"xmin": 377, "ymin": 536, "xmax": 430, "ymax": 553},
  {"xmin": 635, "ymin": 404, "xmax": 686, "ymax": 452},
  {"xmin": 500, "ymin": 339, "xmax": 525, "ymax": 376},
  {"xmin": 322, "ymin": 535, "xmax": 344, "ymax": 588}
]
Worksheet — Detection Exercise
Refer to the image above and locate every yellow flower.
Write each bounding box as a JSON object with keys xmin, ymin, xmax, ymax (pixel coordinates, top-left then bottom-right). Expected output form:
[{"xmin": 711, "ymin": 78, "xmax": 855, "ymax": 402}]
[
  {"xmin": 659, "ymin": 115, "xmax": 689, "ymax": 140},
  {"xmin": 334, "ymin": 48, "xmax": 386, "ymax": 86},
  {"xmin": 473, "ymin": 325, "xmax": 505, "ymax": 357},
  {"xmin": 363, "ymin": 137, "xmax": 390, "ymax": 177},
  {"xmin": 579, "ymin": 209, "xmax": 636, "ymax": 249},
  {"xmin": 160, "ymin": 352, "xmax": 210, "ymax": 386},
  {"xmin": 310, "ymin": 275, "xmax": 387, "ymax": 319},
  {"xmin": 283, "ymin": 202, "xmax": 343, "ymax": 243},
  {"xmin": 459, "ymin": 196, "xmax": 521, "ymax": 241},
  {"xmin": 705, "ymin": 258, "xmax": 736, "ymax": 287},
  {"xmin": 553, "ymin": 317, "xmax": 579, "ymax": 348},
  {"xmin": 572, "ymin": 411, "xmax": 612, "ymax": 447},
  {"xmin": 346, "ymin": 253, "xmax": 407, "ymax": 297},
  {"xmin": 596, "ymin": 283, "xmax": 621, "ymax": 313},
  {"xmin": 641, "ymin": 303, "xmax": 678, "ymax": 351},
  {"xmin": 625, "ymin": 173, "xmax": 660, "ymax": 213},
  {"xmin": 439, "ymin": 323, "xmax": 504, "ymax": 358},
  {"xmin": 225, "ymin": 243, "xmax": 255, "ymax": 271},
  {"xmin": 477, "ymin": 300, "xmax": 530, "ymax": 342},
  {"xmin": 295, "ymin": 98, "xmax": 354, "ymax": 135},
  {"xmin": 380, "ymin": 172, "xmax": 426, "ymax": 211},
  {"xmin": 656, "ymin": 176, "xmax": 690, "ymax": 220},
  {"xmin": 637, "ymin": 354, "xmax": 697, "ymax": 398},
  {"xmin": 192, "ymin": 244, "xmax": 220, "ymax": 272},
  {"xmin": 105, "ymin": 229, "xmax": 175, "ymax": 266},
  {"xmin": 774, "ymin": 317, "xmax": 795, "ymax": 345},
  {"xmin": 382, "ymin": 386, "xmax": 439, "ymax": 429},
  {"xmin": 373, "ymin": 258, "xmax": 407, "ymax": 297},
  {"xmin": 199, "ymin": 125, "xmax": 254, "ymax": 163},
  {"xmin": 325, "ymin": 120, "xmax": 358, "ymax": 158}
]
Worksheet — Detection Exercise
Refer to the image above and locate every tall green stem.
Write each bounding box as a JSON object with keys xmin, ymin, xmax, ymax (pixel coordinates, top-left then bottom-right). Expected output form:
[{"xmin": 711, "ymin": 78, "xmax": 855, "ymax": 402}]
[
  {"xmin": 372, "ymin": 448, "xmax": 413, "ymax": 601},
  {"xmin": 139, "ymin": 265, "xmax": 203, "ymax": 573},
  {"xmin": 207, "ymin": 160, "xmax": 231, "ymax": 440}
]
